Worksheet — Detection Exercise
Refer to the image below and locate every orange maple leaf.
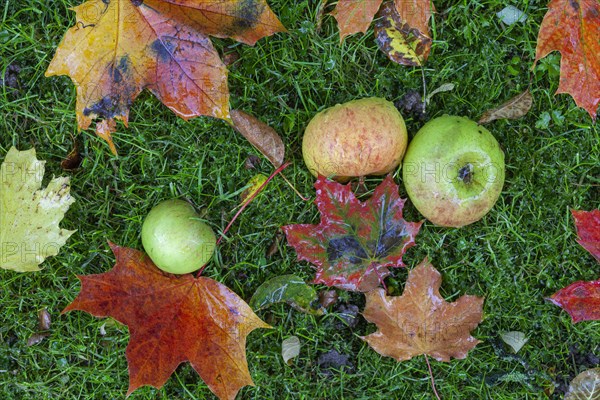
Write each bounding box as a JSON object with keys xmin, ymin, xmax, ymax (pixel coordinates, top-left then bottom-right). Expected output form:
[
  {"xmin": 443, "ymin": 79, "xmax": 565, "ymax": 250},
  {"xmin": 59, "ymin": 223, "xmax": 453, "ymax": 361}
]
[
  {"xmin": 331, "ymin": 0, "xmax": 433, "ymax": 43},
  {"xmin": 63, "ymin": 243, "xmax": 270, "ymax": 399},
  {"xmin": 46, "ymin": 0, "xmax": 286, "ymax": 154},
  {"xmin": 534, "ymin": 0, "xmax": 600, "ymax": 120},
  {"xmin": 362, "ymin": 257, "xmax": 484, "ymax": 362},
  {"xmin": 330, "ymin": 0, "xmax": 384, "ymax": 42}
]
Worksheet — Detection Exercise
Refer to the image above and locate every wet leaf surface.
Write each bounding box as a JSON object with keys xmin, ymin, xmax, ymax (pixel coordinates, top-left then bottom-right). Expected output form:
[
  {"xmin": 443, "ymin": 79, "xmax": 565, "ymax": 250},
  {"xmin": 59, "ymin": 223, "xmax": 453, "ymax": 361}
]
[
  {"xmin": 362, "ymin": 257, "xmax": 484, "ymax": 362},
  {"xmin": 249, "ymin": 274, "xmax": 323, "ymax": 315},
  {"xmin": 478, "ymin": 90, "xmax": 533, "ymax": 124},
  {"xmin": 63, "ymin": 243, "xmax": 270, "ymax": 399},
  {"xmin": 0, "ymin": 147, "xmax": 75, "ymax": 272},
  {"xmin": 46, "ymin": 0, "xmax": 286, "ymax": 153},
  {"xmin": 534, "ymin": 0, "xmax": 600, "ymax": 119},
  {"xmin": 374, "ymin": 1, "xmax": 432, "ymax": 66},
  {"xmin": 231, "ymin": 109, "xmax": 285, "ymax": 168},
  {"xmin": 283, "ymin": 175, "xmax": 421, "ymax": 292}
]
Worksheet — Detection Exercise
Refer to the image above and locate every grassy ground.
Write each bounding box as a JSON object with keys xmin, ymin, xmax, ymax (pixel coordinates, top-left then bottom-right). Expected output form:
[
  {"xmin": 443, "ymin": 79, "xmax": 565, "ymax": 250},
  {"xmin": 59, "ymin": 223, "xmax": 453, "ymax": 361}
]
[{"xmin": 1, "ymin": 0, "xmax": 599, "ymax": 399}]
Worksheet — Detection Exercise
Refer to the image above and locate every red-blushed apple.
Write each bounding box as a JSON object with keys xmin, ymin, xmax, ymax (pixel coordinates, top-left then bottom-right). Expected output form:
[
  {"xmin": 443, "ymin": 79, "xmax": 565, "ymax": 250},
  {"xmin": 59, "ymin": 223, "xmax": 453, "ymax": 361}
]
[
  {"xmin": 402, "ymin": 116, "xmax": 505, "ymax": 227},
  {"xmin": 302, "ymin": 97, "xmax": 408, "ymax": 181},
  {"xmin": 141, "ymin": 199, "xmax": 216, "ymax": 274}
]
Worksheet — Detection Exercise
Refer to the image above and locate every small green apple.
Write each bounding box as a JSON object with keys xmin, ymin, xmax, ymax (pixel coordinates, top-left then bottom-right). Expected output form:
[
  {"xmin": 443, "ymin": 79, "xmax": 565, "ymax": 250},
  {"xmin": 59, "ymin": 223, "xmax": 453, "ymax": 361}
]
[
  {"xmin": 402, "ymin": 116, "xmax": 505, "ymax": 227},
  {"xmin": 141, "ymin": 199, "xmax": 216, "ymax": 274}
]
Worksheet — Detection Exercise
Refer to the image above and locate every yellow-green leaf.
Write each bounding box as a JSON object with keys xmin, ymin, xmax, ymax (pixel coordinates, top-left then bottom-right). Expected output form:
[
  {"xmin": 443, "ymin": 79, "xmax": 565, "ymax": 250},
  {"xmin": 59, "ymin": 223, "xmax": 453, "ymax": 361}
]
[
  {"xmin": 374, "ymin": 1, "xmax": 432, "ymax": 66},
  {"xmin": 0, "ymin": 147, "xmax": 75, "ymax": 272}
]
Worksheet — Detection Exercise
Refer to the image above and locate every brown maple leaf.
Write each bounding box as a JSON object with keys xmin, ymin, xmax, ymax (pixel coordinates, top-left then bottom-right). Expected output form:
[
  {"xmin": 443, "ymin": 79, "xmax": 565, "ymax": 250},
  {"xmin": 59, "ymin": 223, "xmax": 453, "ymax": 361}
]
[
  {"xmin": 63, "ymin": 242, "xmax": 270, "ymax": 399},
  {"xmin": 46, "ymin": 0, "xmax": 286, "ymax": 154},
  {"xmin": 534, "ymin": 0, "xmax": 600, "ymax": 120},
  {"xmin": 362, "ymin": 257, "xmax": 484, "ymax": 362}
]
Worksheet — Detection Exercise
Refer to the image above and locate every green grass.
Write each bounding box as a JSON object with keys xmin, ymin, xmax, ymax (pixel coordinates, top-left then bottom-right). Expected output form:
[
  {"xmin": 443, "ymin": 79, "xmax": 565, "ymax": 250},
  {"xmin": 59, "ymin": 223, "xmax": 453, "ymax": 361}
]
[{"xmin": 1, "ymin": 0, "xmax": 599, "ymax": 399}]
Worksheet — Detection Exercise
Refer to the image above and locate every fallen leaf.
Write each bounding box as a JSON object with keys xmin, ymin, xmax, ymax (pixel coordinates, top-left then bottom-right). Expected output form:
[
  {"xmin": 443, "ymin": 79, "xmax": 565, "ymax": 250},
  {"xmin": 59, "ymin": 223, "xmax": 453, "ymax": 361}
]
[
  {"xmin": 282, "ymin": 175, "xmax": 421, "ymax": 292},
  {"xmin": 361, "ymin": 257, "xmax": 484, "ymax": 362},
  {"xmin": 63, "ymin": 243, "xmax": 270, "ymax": 399},
  {"xmin": 374, "ymin": 1, "xmax": 432, "ymax": 66},
  {"xmin": 330, "ymin": 0, "xmax": 384, "ymax": 42},
  {"xmin": 500, "ymin": 331, "xmax": 528, "ymax": 353},
  {"xmin": 38, "ymin": 309, "xmax": 52, "ymax": 331},
  {"xmin": 61, "ymin": 139, "xmax": 83, "ymax": 171},
  {"xmin": 240, "ymin": 174, "xmax": 268, "ymax": 204},
  {"xmin": 318, "ymin": 289, "xmax": 339, "ymax": 309},
  {"xmin": 533, "ymin": 0, "xmax": 600, "ymax": 120},
  {"xmin": 425, "ymin": 83, "xmax": 455, "ymax": 104},
  {"xmin": 231, "ymin": 109, "xmax": 285, "ymax": 168},
  {"xmin": 565, "ymin": 368, "xmax": 600, "ymax": 400},
  {"xmin": 549, "ymin": 280, "xmax": 600, "ymax": 323},
  {"xmin": 478, "ymin": 90, "xmax": 533, "ymax": 124},
  {"xmin": 249, "ymin": 274, "xmax": 323, "ymax": 315},
  {"xmin": 392, "ymin": 0, "xmax": 435, "ymax": 36},
  {"xmin": 496, "ymin": 6, "xmax": 528, "ymax": 25},
  {"xmin": 46, "ymin": 0, "xmax": 286, "ymax": 153},
  {"xmin": 0, "ymin": 147, "xmax": 75, "ymax": 272},
  {"xmin": 281, "ymin": 336, "xmax": 300, "ymax": 365},
  {"xmin": 572, "ymin": 209, "xmax": 600, "ymax": 262},
  {"xmin": 26, "ymin": 333, "xmax": 49, "ymax": 347}
]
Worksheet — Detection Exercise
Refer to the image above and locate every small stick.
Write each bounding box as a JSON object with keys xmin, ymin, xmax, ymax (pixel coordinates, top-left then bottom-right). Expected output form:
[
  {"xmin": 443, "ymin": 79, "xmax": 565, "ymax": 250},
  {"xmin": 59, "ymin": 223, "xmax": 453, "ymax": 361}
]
[
  {"xmin": 280, "ymin": 171, "xmax": 310, "ymax": 201},
  {"xmin": 424, "ymin": 354, "xmax": 442, "ymax": 400}
]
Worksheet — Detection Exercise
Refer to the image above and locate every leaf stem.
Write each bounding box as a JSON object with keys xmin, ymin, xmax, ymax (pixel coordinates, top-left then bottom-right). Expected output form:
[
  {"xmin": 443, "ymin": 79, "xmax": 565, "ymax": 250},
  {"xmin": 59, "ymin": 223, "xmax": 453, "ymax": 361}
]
[
  {"xmin": 196, "ymin": 162, "xmax": 290, "ymax": 277},
  {"xmin": 424, "ymin": 354, "xmax": 441, "ymax": 400}
]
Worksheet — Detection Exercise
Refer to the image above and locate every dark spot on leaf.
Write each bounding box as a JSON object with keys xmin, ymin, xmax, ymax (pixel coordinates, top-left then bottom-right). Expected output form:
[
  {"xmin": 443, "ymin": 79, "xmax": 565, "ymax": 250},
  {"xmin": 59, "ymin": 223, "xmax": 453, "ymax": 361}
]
[
  {"xmin": 569, "ymin": 0, "xmax": 579, "ymax": 11},
  {"xmin": 130, "ymin": 0, "xmax": 143, "ymax": 5},
  {"xmin": 83, "ymin": 94, "xmax": 126, "ymax": 119},
  {"xmin": 109, "ymin": 55, "xmax": 130, "ymax": 84},
  {"xmin": 102, "ymin": 0, "xmax": 109, "ymax": 5},
  {"xmin": 231, "ymin": 0, "xmax": 264, "ymax": 32},
  {"xmin": 151, "ymin": 39, "xmax": 176, "ymax": 62},
  {"xmin": 372, "ymin": 222, "xmax": 409, "ymax": 259},
  {"xmin": 327, "ymin": 236, "xmax": 368, "ymax": 265}
]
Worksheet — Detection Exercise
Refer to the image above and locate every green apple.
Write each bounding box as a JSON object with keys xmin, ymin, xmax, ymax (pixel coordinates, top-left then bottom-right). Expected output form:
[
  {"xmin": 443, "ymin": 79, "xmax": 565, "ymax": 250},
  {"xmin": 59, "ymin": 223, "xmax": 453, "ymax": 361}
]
[
  {"xmin": 402, "ymin": 116, "xmax": 505, "ymax": 227},
  {"xmin": 141, "ymin": 199, "xmax": 216, "ymax": 274}
]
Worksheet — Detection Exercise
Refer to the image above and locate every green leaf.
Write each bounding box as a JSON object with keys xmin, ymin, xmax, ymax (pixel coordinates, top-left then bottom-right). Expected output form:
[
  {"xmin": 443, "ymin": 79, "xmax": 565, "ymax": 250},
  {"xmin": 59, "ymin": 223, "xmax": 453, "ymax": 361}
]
[
  {"xmin": 250, "ymin": 274, "xmax": 324, "ymax": 315},
  {"xmin": 0, "ymin": 147, "xmax": 75, "ymax": 272}
]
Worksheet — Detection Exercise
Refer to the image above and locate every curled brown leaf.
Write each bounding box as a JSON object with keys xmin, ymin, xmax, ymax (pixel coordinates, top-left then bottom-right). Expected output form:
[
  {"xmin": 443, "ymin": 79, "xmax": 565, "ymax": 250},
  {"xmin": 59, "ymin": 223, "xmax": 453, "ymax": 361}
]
[
  {"xmin": 231, "ymin": 109, "xmax": 285, "ymax": 167},
  {"xmin": 478, "ymin": 89, "xmax": 533, "ymax": 123}
]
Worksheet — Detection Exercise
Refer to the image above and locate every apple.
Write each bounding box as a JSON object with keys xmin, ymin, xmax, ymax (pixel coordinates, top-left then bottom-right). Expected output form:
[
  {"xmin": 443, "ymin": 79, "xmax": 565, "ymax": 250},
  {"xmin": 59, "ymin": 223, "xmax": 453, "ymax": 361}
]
[
  {"xmin": 141, "ymin": 199, "xmax": 216, "ymax": 274},
  {"xmin": 402, "ymin": 116, "xmax": 505, "ymax": 227},
  {"xmin": 302, "ymin": 97, "xmax": 408, "ymax": 181}
]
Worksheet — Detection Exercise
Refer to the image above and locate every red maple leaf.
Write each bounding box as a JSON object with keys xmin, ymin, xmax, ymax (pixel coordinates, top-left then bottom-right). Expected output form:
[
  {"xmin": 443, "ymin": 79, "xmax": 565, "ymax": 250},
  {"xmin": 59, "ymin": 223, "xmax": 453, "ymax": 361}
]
[
  {"xmin": 549, "ymin": 209, "xmax": 600, "ymax": 323},
  {"xmin": 572, "ymin": 209, "xmax": 600, "ymax": 261},
  {"xmin": 549, "ymin": 280, "xmax": 600, "ymax": 323},
  {"xmin": 534, "ymin": 0, "xmax": 600, "ymax": 120},
  {"xmin": 63, "ymin": 243, "xmax": 270, "ymax": 399},
  {"xmin": 282, "ymin": 176, "xmax": 421, "ymax": 292}
]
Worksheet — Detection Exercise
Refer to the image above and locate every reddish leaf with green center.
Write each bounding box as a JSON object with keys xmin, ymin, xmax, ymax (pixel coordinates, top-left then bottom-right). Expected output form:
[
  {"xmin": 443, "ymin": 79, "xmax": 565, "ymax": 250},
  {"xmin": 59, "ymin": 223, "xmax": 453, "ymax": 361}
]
[
  {"xmin": 63, "ymin": 243, "xmax": 270, "ymax": 399},
  {"xmin": 534, "ymin": 0, "xmax": 600, "ymax": 120},
  {"xmin": 282, "ymin": 175, "xmax": 421, "ymax": 292}
]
